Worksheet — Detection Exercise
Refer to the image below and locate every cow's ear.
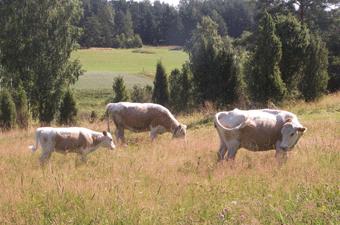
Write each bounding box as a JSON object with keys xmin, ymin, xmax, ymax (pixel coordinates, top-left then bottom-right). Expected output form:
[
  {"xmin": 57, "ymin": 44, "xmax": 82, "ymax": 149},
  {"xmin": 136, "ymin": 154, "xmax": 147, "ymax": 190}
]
[
  {"xmin": 103, "ymin": 131, "xmax": 107, "ymax": 136},
  {"xmin": 297, "ymin": 127, "xmax": 307, "ymax": 133},
  {"xmin": 284, "ymin": 118, "xmax": 292, "ymax": 123}
]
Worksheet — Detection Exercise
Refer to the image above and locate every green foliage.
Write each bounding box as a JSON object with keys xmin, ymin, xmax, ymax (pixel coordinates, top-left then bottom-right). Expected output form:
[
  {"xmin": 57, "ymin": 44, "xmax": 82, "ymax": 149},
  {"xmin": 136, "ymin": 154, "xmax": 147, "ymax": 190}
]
[
  {"xmin": 112, "ymin": 34, "xmax": 143, "ymax": 48},
  {"xmin": 152, "ymin": 61, "xmax": 169, "ymax": 106},
  {"xmin": 187, "ymin": 16, "xmax": 245, "ymax": 106},
  {"xmin": 0, "ymin": 89, "xmax": 16, "ymax": 130},
  {"xmin": 249, "ymin": 11, "xmax": 286, "ymax": 103},
  {"xmin": 59, "ymin": 90, "xmax": 78, "ymax": 125},
  {"xmin": 130, "ymin": 85, "xmax": 153, "ymax": 103},
  {"xmin": 112, "ymin": 76, "xmax": 129, "ymax": 103},
  {"xmin": 300, "ymin": 34, "xmax": 329, "ymax": 101},
  {"xmin": 275, "ymin": 14, "xmax": 310, "ymax": 96},
  {"xmin": 79, "ymin": 0, "xmax": 115, "ymax": 47},
  {"xmin": 0, "ymin": 0, "xmax": 84, "ymax": 124},
  {"xmin": 169, "ymin": 63, "xmax": 193, "ymax": 112},
  {"xmin": 13, "ymin": 85, "xmax": 29, "ymax": 129}
]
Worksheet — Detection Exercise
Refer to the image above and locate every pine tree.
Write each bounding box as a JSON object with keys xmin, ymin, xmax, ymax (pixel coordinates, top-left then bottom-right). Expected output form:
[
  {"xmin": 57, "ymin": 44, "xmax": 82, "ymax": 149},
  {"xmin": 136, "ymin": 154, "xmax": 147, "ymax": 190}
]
[
  {"xmin": 152, "ymin": 61, "xmax": 169, "ymax": 106},
  {"xmin": 275, "ymin": 14, "xmax": 310, "ymax": 96},
  {"xmin": 186, "ymin": 16, "xmax": 244, "ymax": 105},
  {"xmin": 249, "ymin": 11, "xmax": 286, "ymax": 103},
  {"xmin": 0, "ymin": 90, "xmax": 16, "ymax": 130},
  {"xmin": 169, "ymin": 68, "xmax": 182, "ymax": 112},
  {"xmin": 112, "ymin": 76, "xmax": 129, "ymax": 102},
  {"xmin": 13, "ymin": 85, "xmax": 29, "ymax": 128},
  {"xmin": 300, "ymin": 34, "xmax": 329, "ymax": 101},
  {"xmin": 59, "ymin": 90, "xmax": 78, "ymax": 125}
]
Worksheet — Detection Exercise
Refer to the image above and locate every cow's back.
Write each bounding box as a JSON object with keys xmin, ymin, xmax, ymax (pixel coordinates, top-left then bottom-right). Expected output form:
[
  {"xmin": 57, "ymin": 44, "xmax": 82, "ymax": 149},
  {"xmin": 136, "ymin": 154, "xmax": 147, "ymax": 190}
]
[{"xmin": 109, "ymin": 102, "xmax": 174, "ymax": 131}]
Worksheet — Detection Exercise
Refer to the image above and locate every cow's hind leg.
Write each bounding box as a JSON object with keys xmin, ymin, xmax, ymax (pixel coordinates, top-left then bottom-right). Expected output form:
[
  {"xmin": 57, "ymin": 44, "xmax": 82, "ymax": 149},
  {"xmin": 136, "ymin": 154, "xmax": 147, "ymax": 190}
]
[
  {"xmin": 115, "ymin": 127, "xmax": 125, "ymax": 145},
  {"xmin": 226, "ymin": 141, "xmax": 240, "ymax": 161},
  {"xmin": 39, "ymin": 150, "xmax": 52, "ymax": 167},
  {"xmin": 217, "ymin": 141, "xmax": 227, "ymax": 161}
]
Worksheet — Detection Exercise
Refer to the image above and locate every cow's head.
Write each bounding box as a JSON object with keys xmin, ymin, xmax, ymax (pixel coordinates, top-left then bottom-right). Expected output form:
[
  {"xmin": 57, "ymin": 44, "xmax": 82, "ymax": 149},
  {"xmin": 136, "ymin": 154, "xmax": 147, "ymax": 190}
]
[
  {"xmin": 280, "ymin": 119, "xmax": 306, "ymax": 151},
  {"xmin": 173, "ymin": 124, "xmax": 187, "ymax": 139},
  {"xmin": 102, "ymin": 131, "xmax": 115, "ymax": 150}
]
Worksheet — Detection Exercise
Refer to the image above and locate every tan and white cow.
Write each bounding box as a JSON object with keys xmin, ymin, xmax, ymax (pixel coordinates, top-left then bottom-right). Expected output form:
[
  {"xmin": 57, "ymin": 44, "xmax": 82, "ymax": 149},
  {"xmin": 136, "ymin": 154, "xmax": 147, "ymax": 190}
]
[
  {"xmin": 29, "ymin": 127, "xmax": 115, "ymax": 165},
  {"xmin": 106, "ymin": 102, "xmax": 187, "ymax": 143},
  {"xmin": 214, "ymin": 109, "xmax": 306, "ymax": 162}
]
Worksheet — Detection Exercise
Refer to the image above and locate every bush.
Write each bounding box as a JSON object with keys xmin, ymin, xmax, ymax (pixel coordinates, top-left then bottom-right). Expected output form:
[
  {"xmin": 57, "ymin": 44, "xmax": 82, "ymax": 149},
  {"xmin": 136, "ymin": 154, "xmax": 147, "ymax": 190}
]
[
  {"xmin": 131, "ymin": 85, "xmax": 153, "ymax": 102},
  {"xmin": 0, "ymin": 89, "xmax": 16, "ymax": 130},
  {"xmin": 59, "ymin": 90, "xmax": 78, "ymax": 125}
]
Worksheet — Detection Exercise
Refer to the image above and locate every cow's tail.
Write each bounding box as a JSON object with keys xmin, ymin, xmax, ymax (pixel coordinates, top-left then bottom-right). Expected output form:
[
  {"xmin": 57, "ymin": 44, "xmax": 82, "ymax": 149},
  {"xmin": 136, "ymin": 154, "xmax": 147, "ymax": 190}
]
[
  {"xmin": 28, "ymin": 129, "xmax": 40, "ymax": 152},
  {"xmin": 105, "ymin": 104, "xmax": 111, "ymax": 132},
  {"xmin": 214, "ymin": 112, "xmax": 254, "ymax": 132}
]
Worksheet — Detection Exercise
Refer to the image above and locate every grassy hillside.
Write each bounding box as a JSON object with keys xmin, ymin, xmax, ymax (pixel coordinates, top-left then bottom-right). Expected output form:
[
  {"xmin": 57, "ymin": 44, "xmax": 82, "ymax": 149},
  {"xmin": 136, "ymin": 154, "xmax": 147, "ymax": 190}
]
[
  {"xmin": 72, "ymin": 46, "xmax": 188, "ymax": 90},
  {"xmin": 0, "ymin": 93, "xmax": 339, "ymax": 224}
]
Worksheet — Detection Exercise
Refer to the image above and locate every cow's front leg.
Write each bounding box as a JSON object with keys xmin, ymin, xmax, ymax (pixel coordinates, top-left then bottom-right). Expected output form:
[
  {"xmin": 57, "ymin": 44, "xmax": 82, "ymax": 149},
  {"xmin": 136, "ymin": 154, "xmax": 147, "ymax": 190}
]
[
  {"xmin": 275, "ymin": 149, "xmax": 287, "ymax": 165},
  {"xmin": 150, "ymin": 125, "xmax": 164, "ymax": 141},
  {"xmin": 75, "ymin": 152, "xmax": 87, "ymax": 167},
  {"xmin": 275, "ymin": 142, "xmax": 288, "ymax": 165}
]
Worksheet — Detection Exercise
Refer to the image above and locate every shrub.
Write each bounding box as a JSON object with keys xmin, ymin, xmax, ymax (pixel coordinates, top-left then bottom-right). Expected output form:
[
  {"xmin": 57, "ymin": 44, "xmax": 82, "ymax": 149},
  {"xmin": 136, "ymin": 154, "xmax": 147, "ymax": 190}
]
[{"xmin": 131, "ymin": 85, "xmax": 152, "ymax": 103}]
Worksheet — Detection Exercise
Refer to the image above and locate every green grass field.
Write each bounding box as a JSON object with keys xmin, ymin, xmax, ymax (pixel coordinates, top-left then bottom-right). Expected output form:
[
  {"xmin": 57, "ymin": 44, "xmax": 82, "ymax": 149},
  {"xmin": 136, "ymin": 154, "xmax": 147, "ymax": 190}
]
[
  {"xmin": 72, "ymin": 46, "xmax": 188, "ymax": 90},
  {"xmin": 0, "ymin": 93, "xmax": 339, "ymax": 224}
]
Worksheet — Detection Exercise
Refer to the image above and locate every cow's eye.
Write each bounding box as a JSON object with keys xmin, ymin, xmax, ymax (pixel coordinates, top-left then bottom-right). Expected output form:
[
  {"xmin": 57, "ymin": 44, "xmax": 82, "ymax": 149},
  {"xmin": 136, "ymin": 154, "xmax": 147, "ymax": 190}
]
[{"xmin": 290, "ymin": 133, "xmax": 294, "ymax": 137}]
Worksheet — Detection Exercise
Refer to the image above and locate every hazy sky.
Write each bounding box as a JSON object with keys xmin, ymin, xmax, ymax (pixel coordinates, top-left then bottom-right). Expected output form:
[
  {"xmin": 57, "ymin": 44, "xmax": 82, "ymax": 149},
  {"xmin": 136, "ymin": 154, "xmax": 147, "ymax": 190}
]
[{"xmin": 135, "ymin": 0, "xmax": 181, "ymax": 6}]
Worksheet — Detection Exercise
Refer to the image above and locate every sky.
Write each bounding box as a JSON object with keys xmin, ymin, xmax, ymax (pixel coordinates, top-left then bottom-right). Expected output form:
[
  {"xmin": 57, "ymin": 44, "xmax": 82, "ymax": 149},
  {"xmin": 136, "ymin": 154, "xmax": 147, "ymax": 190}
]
[{"xmin": 135, "ymin": 0, "xmax": 181, "ymax": 6}]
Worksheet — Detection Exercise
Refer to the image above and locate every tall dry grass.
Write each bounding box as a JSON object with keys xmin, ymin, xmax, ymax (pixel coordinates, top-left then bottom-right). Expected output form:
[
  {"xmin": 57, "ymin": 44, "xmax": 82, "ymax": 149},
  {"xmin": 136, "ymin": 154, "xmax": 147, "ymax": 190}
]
[{"xmin": 0, "ymin": 94, "xmax": 339, "ymax": 224}]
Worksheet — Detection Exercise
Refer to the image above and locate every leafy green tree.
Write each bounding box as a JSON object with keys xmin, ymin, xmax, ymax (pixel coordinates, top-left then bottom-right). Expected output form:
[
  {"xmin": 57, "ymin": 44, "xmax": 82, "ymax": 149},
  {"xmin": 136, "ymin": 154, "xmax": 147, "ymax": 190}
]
[
  {"xmin": 0, "ymin": 0, "xmax": 83, "ymax": 124},
  {"xmin": 0, "ymin": 90, "xmax": 16, "ymax": 130},
  {"xmin": 275, "ymin": 14, "xmax": 310, "ymax": 96},
  {"xmin": 112, "ymin": 76, "xmax": 129, "ymax": 102},
  {"xmin": 248, "ymin": 11, "xmax": 286, "ymax": 103},
  {"xmin": 59, "ymin": 90, "xmax": 78, "ymax": 125},
  {"xmin": 13, "ymin": 85, "xmax": 29, "ymax": 129},
  {"xmin": 152, "ymin": 61, "xmax": 169, "ymax": 106},
  {"xmin": 300, "ymin": 34, "xmax": 329, "ymax": 101}
]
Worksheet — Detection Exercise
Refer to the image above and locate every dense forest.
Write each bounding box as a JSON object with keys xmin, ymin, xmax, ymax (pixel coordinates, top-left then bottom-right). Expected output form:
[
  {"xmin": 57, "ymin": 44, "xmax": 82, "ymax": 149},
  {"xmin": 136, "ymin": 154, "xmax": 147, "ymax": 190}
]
[{"xmin": 0, "ymin": 0, "xmax": 339, "ymax": 128}]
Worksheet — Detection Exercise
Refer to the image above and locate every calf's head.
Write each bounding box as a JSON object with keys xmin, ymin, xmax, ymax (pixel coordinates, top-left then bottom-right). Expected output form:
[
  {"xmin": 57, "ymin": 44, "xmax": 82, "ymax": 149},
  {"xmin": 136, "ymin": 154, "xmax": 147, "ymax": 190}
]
[
  {"xmin": 101, "ymin": 131, "xmax": 115, "ymax": 150},
  {"xmin": 280, "ymin": 120, "xmax": 306, "ymax": 151},
  {"xmin": 173, "ymin": 124, "xmax": 187, "ymax": 139}
]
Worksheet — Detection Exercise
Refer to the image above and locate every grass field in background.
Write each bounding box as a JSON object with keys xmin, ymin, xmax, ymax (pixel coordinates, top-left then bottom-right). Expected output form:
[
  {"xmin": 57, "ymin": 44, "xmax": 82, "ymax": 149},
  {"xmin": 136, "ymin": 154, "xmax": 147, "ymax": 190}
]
[
  {"xmin": 71, "ymin": 46, "xmax": 188, "ymax": 90},
  {"xmin": 0, "ymin": 93, "xmax": 339, "ymax": 224}
]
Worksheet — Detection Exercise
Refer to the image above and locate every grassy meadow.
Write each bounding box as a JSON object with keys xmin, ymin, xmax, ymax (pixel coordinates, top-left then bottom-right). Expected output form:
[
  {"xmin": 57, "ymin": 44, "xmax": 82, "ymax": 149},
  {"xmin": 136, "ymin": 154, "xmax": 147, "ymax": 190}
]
[
  {"xmin": 71, "ymin": 46, "xmax": 188, "ymax": 90},
  {"xmin": 0, "ymin": 93, "xmax": 339, "ymax": 224}
]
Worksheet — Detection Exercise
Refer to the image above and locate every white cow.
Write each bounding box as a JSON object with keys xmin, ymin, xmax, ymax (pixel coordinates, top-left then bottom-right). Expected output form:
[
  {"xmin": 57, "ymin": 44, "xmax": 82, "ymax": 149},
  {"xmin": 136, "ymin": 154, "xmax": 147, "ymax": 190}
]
[
  {"xmin": 29, "ymin": 127, "xmax": 115, "ymax": 165},
  {"xmin": 214, "ymin": 109, "xmax": 306, "ymax": 162},
  {"xmin": 106, "ymin": 102, "xmax": 187, "ymax": 143}
]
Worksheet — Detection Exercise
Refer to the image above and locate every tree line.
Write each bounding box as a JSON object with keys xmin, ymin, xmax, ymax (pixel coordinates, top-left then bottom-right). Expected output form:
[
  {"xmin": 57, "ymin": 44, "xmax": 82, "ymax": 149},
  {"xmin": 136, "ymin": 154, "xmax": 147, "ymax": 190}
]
[
  {"xmin": 112, "ymin": 11, "xmax": 332, "ymax": 113},
  {"xmin": 0, "ymin": 0, "xmax": 339, "ymax": 130}
]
